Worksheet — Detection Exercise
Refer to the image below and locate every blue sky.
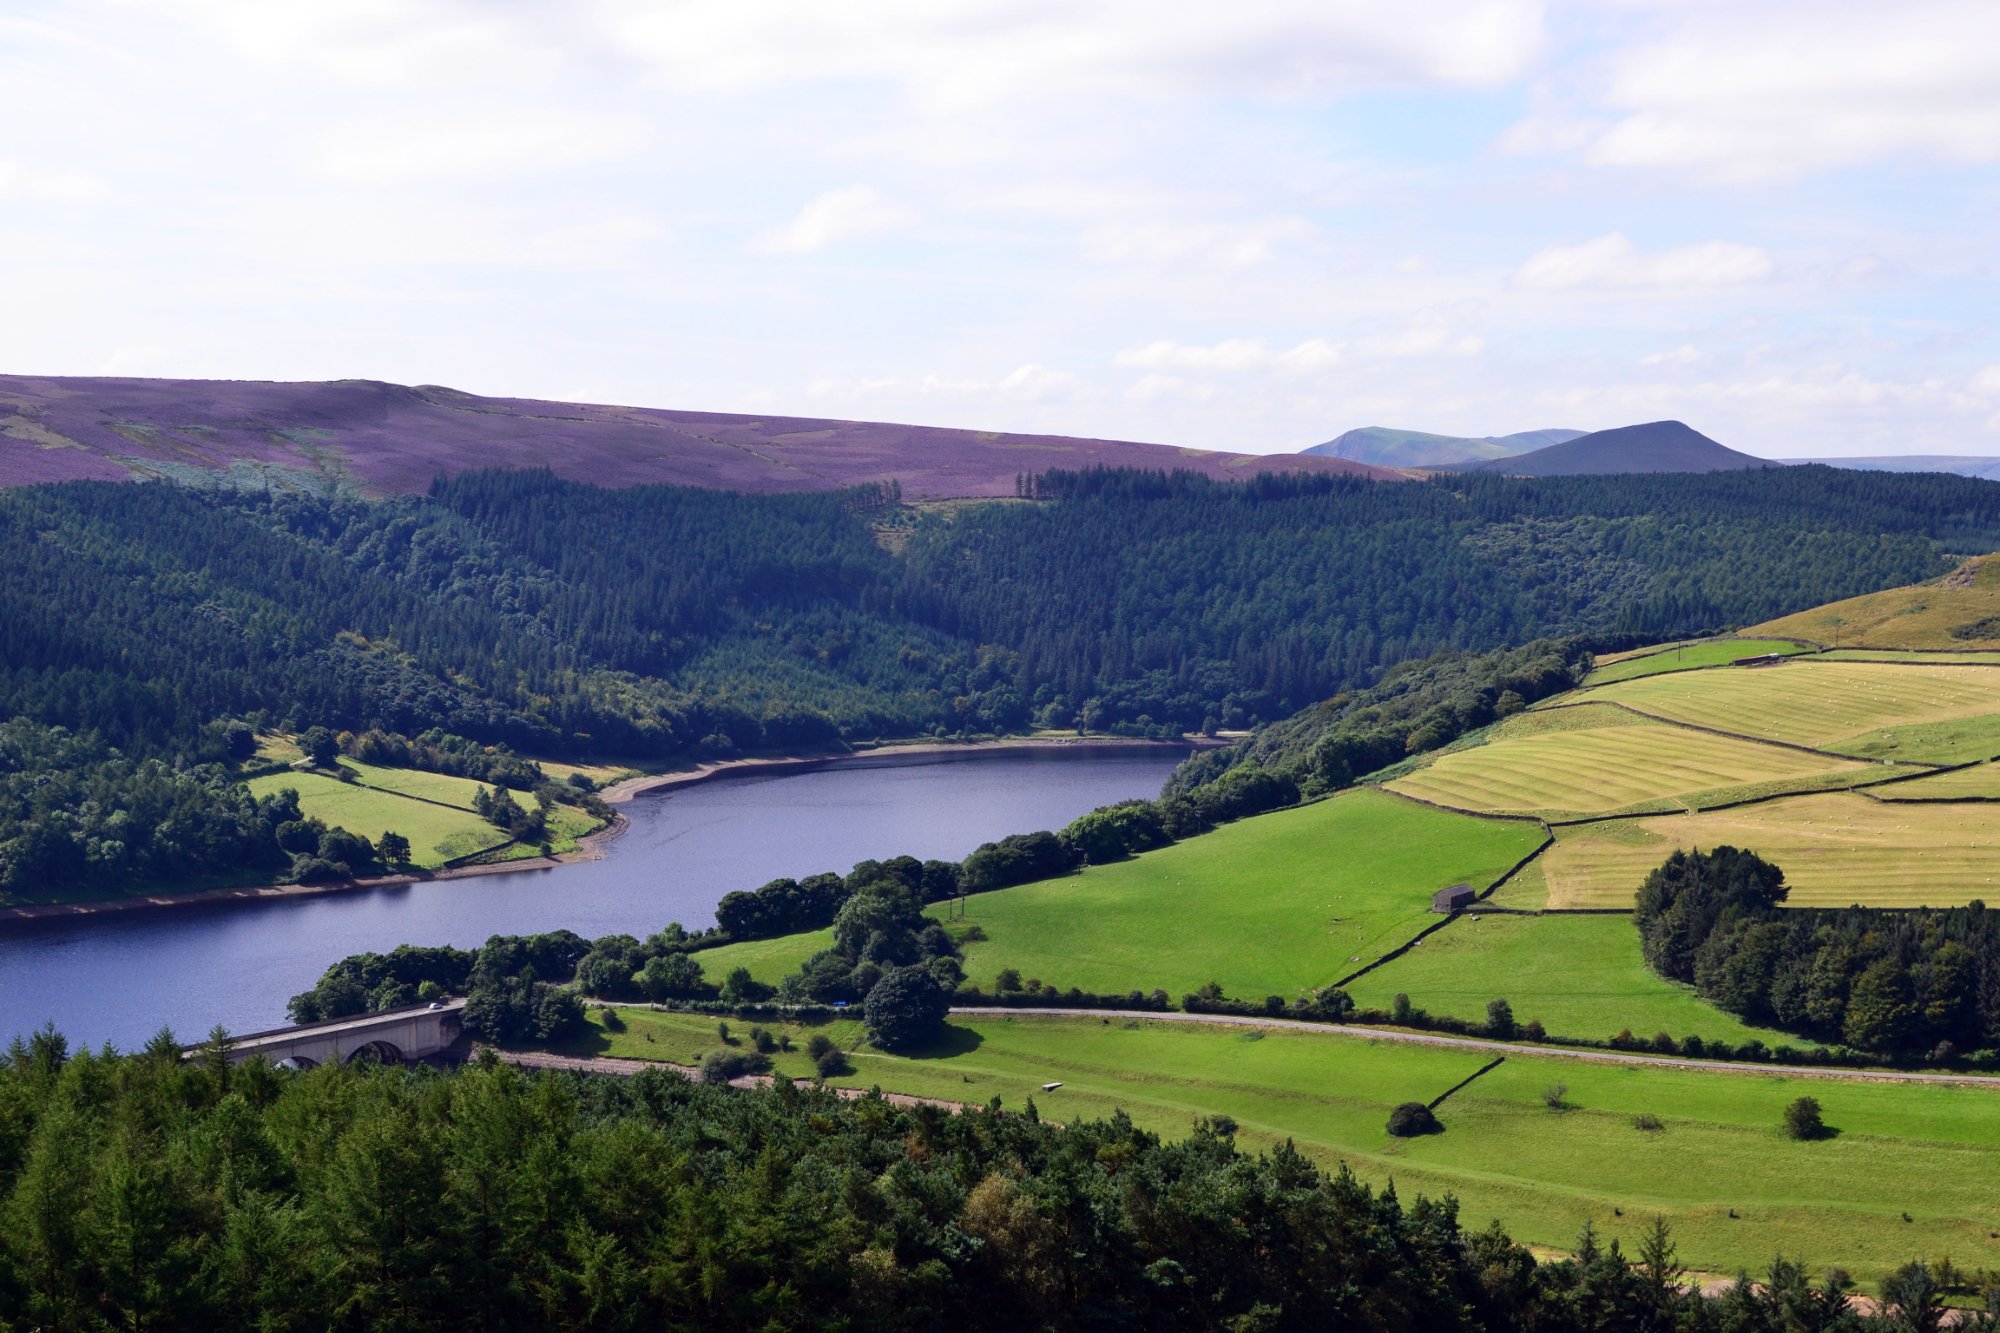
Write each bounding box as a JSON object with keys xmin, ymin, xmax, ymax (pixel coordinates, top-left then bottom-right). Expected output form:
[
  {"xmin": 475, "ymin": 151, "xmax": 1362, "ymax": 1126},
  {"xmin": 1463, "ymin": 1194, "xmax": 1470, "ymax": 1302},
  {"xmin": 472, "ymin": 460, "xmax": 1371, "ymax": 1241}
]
[{"xmin": 4, "ymin": 0, "xmax": 1998, "ymax": 457}]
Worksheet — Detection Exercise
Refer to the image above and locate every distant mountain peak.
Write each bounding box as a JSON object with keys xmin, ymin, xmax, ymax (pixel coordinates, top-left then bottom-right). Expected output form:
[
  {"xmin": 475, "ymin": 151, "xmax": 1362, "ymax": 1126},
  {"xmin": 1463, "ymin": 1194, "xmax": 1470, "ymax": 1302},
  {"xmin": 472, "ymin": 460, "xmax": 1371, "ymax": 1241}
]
[
  {"xmin": 1301, "ymin": 425, "xmax": 1585, "ymax": 469},
  {"xmin": 1446, "ymin": 420, "xmax": 1767, "ymax": 476}
]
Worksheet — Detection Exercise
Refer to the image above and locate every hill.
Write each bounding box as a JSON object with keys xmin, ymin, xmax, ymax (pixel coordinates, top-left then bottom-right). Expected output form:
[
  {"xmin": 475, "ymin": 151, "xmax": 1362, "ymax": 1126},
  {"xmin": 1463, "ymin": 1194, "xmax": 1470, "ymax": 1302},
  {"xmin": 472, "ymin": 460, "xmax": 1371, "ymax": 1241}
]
[
  {"xmin": 0, "ymin": 374, "xmax": 1396, "ymax": 498},
  {"xmin": 1749, "ymin": 553, "xmax": 2000, "ymax": 648},
  {"xmin": 1301, "ymin": 425, "xmax": 1582, "ymax": 468},
  {"xmin": 1454, "ymin": 420, "xmax": 1769, "ymax": 476},
  {"xmin": 1792, "ymin": 455, "xmax": 2000, "ymax": 480}
]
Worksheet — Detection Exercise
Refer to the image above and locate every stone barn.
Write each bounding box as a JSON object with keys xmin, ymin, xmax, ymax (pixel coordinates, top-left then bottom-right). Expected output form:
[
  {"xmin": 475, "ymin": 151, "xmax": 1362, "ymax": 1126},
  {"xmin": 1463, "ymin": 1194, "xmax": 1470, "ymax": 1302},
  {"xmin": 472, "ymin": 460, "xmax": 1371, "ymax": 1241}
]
[{"xmin": 1431, "ymin": 883, "xmax": 1476, "ymax": 914}]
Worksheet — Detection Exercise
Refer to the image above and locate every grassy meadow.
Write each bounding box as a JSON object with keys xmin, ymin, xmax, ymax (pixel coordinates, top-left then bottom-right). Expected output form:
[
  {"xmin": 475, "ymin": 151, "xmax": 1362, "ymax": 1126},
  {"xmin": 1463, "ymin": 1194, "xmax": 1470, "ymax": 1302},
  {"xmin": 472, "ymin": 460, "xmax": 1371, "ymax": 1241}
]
[
  {"xmin": 699, "ymin": 788, "xmax": 1547, "ymax": 1000},
  {"xmin": 1386, "ymin": 716, "xmax": 1867, "ymax": 817},
  {"xmin": 1341, "ymin": 913, "xmax": 1783, "ymax": 1047},
  {"xmin": 559, "ymin": 1006, "xmax": 2000, "ymax": 1284},
  {"xmin": 1588, "ymin": 660, "xmax": 2000, "ymax": 757},
  {"xmin": 1872, "ymin": 760, "xmax": 2000, "ymax": 800},
  {"xmin": 1748, "ymin": 554, "xmax": 2000, "ymax": 650},
  {"xmin": 1540, "ymin": 791, "xmax": 2000, "ymax": 908},
  {"xmin": 1582, "ymin": 638, "xmax": 1807, "ymax": 686},
  {"xmin": 246, "ymin": 769, "xmax": 510, "ymax": 868}
]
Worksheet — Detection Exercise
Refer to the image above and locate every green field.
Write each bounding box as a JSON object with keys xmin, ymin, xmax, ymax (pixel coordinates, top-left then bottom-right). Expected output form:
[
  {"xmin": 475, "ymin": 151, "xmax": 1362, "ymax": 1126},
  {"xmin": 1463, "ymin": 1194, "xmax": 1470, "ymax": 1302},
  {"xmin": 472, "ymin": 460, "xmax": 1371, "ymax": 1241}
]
[
  {"xmin": 245, "ymin": 770, "xmax": 509, "ymax": 868},
  {"xmin": 702, "ymin": 789, "xmax": 1547, "ymax": 1000},
  {"xmin": 558, "ymin": 1007, "xmax": 2000, "ymax": 1283},
  {"xmin": 944, "ymin": 789, "xmax": 1547, "ymax": 999},
  {"xmin": 1583, "ymin": 638, "xmax": 1808, "ymax": 686},
  {"xmin": 1822, "ymin": 649, "xmax": 2000, "ymax": 665},
  {"xmin": 1341, "ymin": 913, "xmax": 1784, "ymax": 1047},
  {"xmin": 1540, "ymin": 791, "xmax": 2000, "ymax": 908},
  {"xmin": 1749, "ymin": 554, "xmax": 2000, "ymax": 650},
  {"xmin": 1387, "ymin": 716, "xmax": 1866, "ymax": 817},
  {"xmin": 339, "ymin": 759, "xmax": 489, "ymax": 809},
  {"xmin": 1588, "ymin": 660, "xmax": 2000, "ymax": 757},
  {"xmin": 1871, "ymin": 761, "xmax": 2000, "ymax": 801},
  {"xmin": 1833, "ymin": 711, "xmax": 2000, "ymax": 765}
]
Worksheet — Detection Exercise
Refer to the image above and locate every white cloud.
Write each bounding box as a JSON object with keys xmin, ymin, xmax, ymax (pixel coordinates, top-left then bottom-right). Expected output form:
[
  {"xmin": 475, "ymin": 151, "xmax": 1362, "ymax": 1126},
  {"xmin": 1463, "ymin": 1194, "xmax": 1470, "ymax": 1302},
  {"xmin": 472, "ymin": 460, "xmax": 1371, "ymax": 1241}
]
[
  {"xmin": 806, "ymin": 363, "xmax": 1084, "ymax": 405},
  {"xmin": 599, "ymin": 0, "xmax": 1547, "ymax": 110},
  {"xmin": 1115, "ymin": 328, "xmax": 1481, "ymax": 374},
  {"xmin": 1125, "ymin": 374, "xmax": 1217, "ymax": 404},
  {"xmin": 1971, "ymin": 365, "xmax": 2000, "ymax": 398},
  {"xmin": 1513, "ymin": 233, "xmax": 1773, "ymax": 293},
  {"xmin": 1640, "ymin": 345, "xmax": 1704, "ymax": 367},
  {"xmin": 1561, "ymin": 2, "xmax": 2000, "ymax": 181},
  {"xmin": 312, "ymin": 110, "xmax": 644, "ymax": 184},
  {"xmin": 1081, "ymin": 217, "xmax": 1315, "ymax": 269},
  {"xmin": 0, "ymin": 159, "xmax": 109, "ymax": 204},
  {"xmin": 752, "ymin": 185, "xmax": 918, "ymax": 254}
]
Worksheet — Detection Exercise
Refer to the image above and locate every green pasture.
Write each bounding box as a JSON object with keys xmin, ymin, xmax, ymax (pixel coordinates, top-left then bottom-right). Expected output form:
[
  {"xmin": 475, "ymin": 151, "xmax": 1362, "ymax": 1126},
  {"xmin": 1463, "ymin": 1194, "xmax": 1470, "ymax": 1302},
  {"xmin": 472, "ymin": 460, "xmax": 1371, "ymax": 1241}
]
[
  {"xmin": 944, "ymin": 789, "xmax": 1547, "ymax": 1000},
  {"xmin": 1833, "ymin": 711, "xmax": 2000, "ymax": 766},
  {"xmin": 1540, "ymin": 791, "xmax": 2000, "ymax": 908},
  {"xmin": 1583, "ymin": 638, "xmax": 1808, "ymax": 686},
  {"xmin": 699, "ymin": 789, "xmax": 1547, "ymax": 1000},
  {"xmin": 1588, "ymin": 660, "xmax": 2000, "ymax": 757},
  {"xmin": 696, "ymin": 927, "xmax": 834, "ymax": 982},
  {"xmin": 1386, "ymin": 717, "xmax": 1866, "ymax": 817},
  {"xmin": 245, "ymin": 770, "xmax": 508, "ymax": 868},
  {"xmin": 1871, "ymin": 760, "xmax": 2000, "ymax": 801},
  {"xmin": 339, "ymin": 759, "xmax": 488, "ymax": 809},
  {"xmin": 1342, "ymin": 912, "xmax": 1782, "ymax": 1047},
  {"xmin": 1822, "ymin": 649, "xmax": 2000, "ymax": 665},
  {"xmin": 554, "ymin": 1008, "xmax": 2000, "ymax": 1283}
]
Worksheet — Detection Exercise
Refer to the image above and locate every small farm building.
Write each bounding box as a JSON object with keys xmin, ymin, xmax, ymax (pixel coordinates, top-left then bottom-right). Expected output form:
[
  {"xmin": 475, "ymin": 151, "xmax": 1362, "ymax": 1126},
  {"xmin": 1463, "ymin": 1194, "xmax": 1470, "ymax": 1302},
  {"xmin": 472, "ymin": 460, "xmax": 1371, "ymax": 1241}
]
[
  {"xmin": 1431, "ymin": 884, "xmax": 1476, "ymax": 914},
  {"xmin": 1732, "ymin": 653, "xmax": 1787, "ymax": 668}
]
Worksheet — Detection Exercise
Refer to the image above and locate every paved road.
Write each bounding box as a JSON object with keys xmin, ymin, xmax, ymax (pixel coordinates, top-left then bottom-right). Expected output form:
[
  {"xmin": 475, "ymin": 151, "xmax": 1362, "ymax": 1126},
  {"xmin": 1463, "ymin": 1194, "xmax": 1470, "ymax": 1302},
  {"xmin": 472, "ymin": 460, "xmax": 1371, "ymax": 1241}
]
[{"xmin": 950, "ymin": 1007, "xmax": 2000, "ymax": 1087}]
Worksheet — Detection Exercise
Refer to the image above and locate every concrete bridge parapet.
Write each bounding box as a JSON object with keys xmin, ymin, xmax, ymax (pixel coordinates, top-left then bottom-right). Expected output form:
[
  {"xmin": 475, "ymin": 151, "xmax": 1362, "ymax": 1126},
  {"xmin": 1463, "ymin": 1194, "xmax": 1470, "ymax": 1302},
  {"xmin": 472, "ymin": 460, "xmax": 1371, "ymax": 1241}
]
[{"xmin": 196, "ymin": 998, "xmax": 467, "ymax": 1068}]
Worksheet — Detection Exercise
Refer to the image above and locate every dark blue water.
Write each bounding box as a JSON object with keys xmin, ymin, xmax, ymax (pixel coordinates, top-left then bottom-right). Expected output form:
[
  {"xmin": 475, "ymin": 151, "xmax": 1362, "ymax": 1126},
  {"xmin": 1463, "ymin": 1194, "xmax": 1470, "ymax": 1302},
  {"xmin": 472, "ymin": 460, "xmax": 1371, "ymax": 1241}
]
[{"xmin": 0, "ymin": 747, "xmax": 1186, "ymax": 1049}]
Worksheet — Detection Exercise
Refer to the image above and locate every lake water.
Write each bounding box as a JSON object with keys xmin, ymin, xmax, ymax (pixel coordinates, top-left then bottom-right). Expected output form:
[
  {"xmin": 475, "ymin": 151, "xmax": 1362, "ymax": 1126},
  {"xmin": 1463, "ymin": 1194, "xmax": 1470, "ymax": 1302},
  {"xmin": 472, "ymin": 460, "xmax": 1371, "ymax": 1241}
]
[{"xmin": 0, "ymin": 746, "xmax": 1187, "ymax": 1049}]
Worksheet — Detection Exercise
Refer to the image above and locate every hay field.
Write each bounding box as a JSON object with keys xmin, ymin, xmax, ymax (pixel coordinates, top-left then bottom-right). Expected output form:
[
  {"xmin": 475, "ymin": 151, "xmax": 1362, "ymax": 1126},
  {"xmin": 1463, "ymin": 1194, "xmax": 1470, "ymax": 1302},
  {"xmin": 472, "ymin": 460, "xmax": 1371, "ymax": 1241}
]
[
  {"xmin": 1748, "ymin": 554, "xmax": 2000, "ymax": 649},
  {"xmin": 1871, "ymin": 761, "xmax": 2000, "ymax": 801},
  {"xmin": 1540, "ymin": 791, "xmax": 2000, "ymax": 908},
  {"xmin": 1384, "ymin": 719, "xmax": 1868, "ymax": 817},
  {"xmin": 1587, "ymin": 659, "xmax": 2000, "ymax": 756}
]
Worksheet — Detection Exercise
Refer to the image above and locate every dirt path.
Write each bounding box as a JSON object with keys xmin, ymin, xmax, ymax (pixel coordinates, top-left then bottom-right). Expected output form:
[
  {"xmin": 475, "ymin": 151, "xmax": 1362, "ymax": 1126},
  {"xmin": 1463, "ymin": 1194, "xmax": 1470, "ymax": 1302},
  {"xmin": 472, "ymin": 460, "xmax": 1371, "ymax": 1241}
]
[
  {"xmin": 494, "ymin": 1047, "xmax": 978, "ymax": 1112},
  {"xmin": 949, "ymin": 1008, "xmax": 2000, "ymax": 1087}
]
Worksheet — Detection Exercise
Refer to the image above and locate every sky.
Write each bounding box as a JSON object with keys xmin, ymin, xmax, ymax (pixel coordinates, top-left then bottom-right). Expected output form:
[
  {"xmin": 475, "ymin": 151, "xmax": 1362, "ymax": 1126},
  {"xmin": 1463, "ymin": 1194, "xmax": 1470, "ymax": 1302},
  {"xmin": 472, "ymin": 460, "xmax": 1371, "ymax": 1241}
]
[{"xmin": 4, "ymin": 0, "xmax": 1999, "ymax": 458}]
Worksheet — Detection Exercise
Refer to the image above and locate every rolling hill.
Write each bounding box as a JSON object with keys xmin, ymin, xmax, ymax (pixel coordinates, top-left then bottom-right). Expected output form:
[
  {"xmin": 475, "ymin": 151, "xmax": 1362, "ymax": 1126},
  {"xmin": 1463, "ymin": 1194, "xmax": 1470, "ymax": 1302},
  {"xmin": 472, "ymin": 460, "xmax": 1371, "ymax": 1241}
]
[
  {"xmin": 1749, "ymin": 553, "xmax": 2000, "ymax": 648},
  {"xmin": 0, "ymin": 374, "xmax": 1398, "ymax": 499},
  {"xmin": 1790, "ymin": 454, "xmax": 2000, "ymax": 480},
  {"xmin": 1301, "ymin": 425, "xmax": 1583, "ymax": 468},
  {"xmin": 1453, "ymin": 420, "xmax": 1769, "ymax": 476}
]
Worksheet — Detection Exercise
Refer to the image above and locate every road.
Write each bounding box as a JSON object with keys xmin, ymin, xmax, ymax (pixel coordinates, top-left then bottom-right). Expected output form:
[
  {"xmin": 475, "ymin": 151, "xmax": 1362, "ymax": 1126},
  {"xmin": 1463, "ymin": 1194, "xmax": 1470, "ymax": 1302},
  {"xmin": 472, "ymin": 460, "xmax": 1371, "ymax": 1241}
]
[{"xmin": 949, "ymin": 1007, "xmax": 2000, "ymax": 1087}]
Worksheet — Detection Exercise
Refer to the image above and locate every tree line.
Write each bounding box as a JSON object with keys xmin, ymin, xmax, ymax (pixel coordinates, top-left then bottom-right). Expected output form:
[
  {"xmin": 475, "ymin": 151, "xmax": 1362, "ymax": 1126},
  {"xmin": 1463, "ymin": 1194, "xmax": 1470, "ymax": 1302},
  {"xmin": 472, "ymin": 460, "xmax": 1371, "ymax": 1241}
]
[
  {"xmin": 1637, "ymin": 847, "xmax": 2000, "ymax": 1060},
  {"xmin": 2, "ymin": 1030, "xmax": 1991, "ymax": 1329}
]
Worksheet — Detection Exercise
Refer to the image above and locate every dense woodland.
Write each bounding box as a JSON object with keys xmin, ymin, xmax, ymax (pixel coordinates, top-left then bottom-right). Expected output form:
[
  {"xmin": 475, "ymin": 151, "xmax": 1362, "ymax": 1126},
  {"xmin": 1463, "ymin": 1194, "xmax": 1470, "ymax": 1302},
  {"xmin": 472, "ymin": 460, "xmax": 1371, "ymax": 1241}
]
[
  {"xmin": 1, "ymin": 465, "xmax": 1991, "ymax": 769},
  {"xmin": 3, "ymin": 462, "xmax": 1989, "ymax": 901},
  {"xmin": 0, "ymin": 1036, "xmax": 1987, "ymax": 1331},
  {"xmin": 1637, "ymin": 848, "xmax": 2000, "ymax": 1059}
]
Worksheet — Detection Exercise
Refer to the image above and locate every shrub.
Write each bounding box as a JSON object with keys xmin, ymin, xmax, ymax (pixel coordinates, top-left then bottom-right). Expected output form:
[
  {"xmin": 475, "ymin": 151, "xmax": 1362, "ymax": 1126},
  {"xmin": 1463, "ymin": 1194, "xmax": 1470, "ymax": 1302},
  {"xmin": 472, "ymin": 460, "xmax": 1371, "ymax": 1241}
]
[
  {"xmin": 600, "ymin": 1007, "xmax": 625, "ymax": 1033},
  {"xmin": 1485, "ymin": 998, "xmax": 1516, "ymax": 1039},
  {"xmin": 750, "ymin": 1026, "xmax": 777, "ymax": 1054},
  {"xmin": 1783, "ymin": 1096, "xmax": 1825, "ymax": 1140},
  {"xmin": 1632, "ymin": 1113, "xmax": 1664, "ymax": 1132},
  {"xmin": 1385, "ymin": 1102, "xmax": 1441, "ymax": 1137},
  {"xmin": 806, "ymin": 1033, "xmax": 837, "ymax": 1061},
  {"xmin": 1540, "ymin": 1083, "xmax": 1567, "ymax": 1111},
  {"xmin": 813, "ymin": 1046, "xmax": 848, "ymax": 1078},
  {"xmin": 699, "ymin": 1048, "xmax": 771, "ymax": 1084}
]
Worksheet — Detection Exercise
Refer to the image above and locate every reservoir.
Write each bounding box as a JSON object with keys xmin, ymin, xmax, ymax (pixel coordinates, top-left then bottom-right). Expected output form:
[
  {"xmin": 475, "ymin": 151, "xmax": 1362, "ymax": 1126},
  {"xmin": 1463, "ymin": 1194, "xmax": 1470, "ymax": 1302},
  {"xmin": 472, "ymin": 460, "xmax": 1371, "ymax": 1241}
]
[{"xmin": 0, "ymin": 745, "xmax": 1188, "ymax": 1049}]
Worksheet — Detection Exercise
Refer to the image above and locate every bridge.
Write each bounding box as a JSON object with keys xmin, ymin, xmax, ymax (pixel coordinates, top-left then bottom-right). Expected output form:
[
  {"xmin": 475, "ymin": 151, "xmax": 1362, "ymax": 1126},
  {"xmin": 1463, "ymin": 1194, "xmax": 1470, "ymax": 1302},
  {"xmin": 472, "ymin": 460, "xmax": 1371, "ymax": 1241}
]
[{"xmin": 204, "ymin": 998, "xmax": 467, "ymax": 1068}]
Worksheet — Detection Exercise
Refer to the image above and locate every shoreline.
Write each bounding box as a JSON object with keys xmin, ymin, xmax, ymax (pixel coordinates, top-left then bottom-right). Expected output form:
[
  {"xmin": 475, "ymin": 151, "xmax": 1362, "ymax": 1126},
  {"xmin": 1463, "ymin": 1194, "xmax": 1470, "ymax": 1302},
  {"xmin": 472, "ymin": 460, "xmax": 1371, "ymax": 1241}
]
[{"xmin": 0, "ymin": 735, "xmax": 1218, "ymax": 931}]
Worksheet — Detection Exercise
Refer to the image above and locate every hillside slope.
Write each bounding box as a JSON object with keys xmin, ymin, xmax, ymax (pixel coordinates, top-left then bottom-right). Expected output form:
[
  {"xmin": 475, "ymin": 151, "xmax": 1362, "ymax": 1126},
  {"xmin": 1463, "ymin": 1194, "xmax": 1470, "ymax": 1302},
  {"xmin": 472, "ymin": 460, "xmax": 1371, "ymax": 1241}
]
[
  {"xmin": 1302, "ymin": 425, "xmax": 1582, "ymax": 468},
  {"xmin": 1749, "ymin": 554, "xmax": 2000, "ymax": 647},
  {"xmin": 1456, "ymin": 420, "xmax": 1768, "ymax": 476},
  {"xmin": 0, "ymin": 375, "xmax": 1397, "ymax": 498},
  {"xmin": 1793, "ymin": 455, "xmax": 2000, "ymax": 480}
]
